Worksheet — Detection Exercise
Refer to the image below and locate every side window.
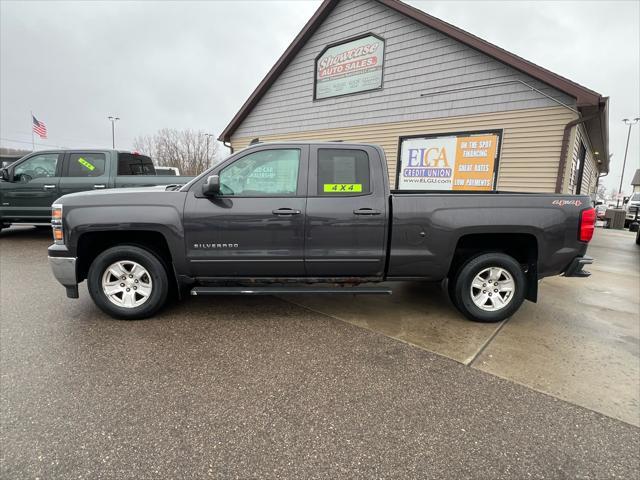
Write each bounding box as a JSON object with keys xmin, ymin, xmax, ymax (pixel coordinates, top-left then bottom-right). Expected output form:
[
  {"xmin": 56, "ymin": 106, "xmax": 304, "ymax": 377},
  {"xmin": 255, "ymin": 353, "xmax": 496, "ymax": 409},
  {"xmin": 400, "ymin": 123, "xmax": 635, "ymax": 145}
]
[
  {"xmin": 219, "ymin": 149, "xmax": 300, "ymax": 196},
  {"xmin": 317, "ymin": 149, "xmax": 370, "ymax": 195},
  {"xmin": 66, "ymin": 153, "xmax": 106, "ymax": 177},
  {"xmin": 14, "ymin": 153, "xmax": 60, "ymax": 182}
]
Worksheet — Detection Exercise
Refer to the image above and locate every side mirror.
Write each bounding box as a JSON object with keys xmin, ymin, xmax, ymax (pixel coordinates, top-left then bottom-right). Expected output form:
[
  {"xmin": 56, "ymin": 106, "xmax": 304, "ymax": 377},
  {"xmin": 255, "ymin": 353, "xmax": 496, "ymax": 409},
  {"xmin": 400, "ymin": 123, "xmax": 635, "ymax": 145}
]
[
  {"xmin": 0, "ymin": 168, "xmax": 10, "ymax": 182},
  {"xmin": 202, "ymin": 175, "xmax": 220, "ymax": 196}
]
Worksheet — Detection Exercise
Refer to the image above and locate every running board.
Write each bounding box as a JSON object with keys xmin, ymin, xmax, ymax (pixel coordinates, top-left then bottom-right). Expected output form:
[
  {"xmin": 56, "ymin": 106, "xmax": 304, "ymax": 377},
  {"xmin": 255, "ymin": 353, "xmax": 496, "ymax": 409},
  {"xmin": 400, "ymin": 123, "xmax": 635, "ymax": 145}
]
[{"xmin": 190, "ymin": 286, "xmax": 392, "ymax": 296}]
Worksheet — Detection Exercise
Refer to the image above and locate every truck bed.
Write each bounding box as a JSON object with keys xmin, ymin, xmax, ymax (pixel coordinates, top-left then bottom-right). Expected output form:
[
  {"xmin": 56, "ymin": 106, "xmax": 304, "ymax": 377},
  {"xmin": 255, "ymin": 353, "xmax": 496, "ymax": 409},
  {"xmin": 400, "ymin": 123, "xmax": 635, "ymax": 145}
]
[{"xmin": 388, "ymin": 192, "xmax": 590, "ymax": 281}]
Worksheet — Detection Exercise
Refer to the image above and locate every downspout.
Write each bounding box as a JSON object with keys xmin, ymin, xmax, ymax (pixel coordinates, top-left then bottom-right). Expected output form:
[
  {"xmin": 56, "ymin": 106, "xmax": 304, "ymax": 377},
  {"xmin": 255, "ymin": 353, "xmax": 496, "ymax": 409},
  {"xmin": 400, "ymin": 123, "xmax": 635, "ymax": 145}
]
[
  {"xmin": 598, "ymin": 155, "xmax": 612, "ymax": 180},
  {"xmin": 223, "ymin": 140, "xmax": 234, "ymax": 155},
  {"xmin": 555, "ymin": 112, "xmax": 600, "ymax": 194}
]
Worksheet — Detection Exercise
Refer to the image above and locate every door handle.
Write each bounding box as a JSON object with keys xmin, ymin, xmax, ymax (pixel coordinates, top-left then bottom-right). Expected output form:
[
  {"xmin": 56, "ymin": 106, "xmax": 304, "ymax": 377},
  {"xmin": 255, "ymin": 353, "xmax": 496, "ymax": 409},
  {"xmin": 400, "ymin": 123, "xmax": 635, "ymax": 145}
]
[
  {"xmin": 272, "ymin": 208, "xmax": 301, "ymax": 216},
  {"xmin": 43, "ymin": 184, "xmax": 56, "ymax": 190},
  {"xmin": 353, "ymin": 208, "xmax": 381, "ymax": 216},
  {"xmin": 93, "ymin": 184, "xmax": 106, "ymax": 189}
]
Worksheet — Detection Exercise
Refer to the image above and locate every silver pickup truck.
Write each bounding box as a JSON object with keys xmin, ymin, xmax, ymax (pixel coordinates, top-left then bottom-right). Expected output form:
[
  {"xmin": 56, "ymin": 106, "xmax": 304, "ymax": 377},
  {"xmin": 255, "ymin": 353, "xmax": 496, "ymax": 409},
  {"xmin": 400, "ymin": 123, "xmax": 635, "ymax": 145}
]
[{"xmin": 47, "ymin": 142, "xmax": 595, "ymax": 323}]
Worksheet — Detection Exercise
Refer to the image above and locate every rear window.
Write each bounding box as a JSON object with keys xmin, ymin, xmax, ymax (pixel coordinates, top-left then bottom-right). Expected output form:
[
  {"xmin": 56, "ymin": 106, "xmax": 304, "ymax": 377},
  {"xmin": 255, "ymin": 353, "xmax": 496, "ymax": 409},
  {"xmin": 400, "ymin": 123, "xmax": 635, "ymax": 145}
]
[
  {"xmin": 117, "ymin": 153, "xmax": 156, "ymax": 175},
  {"xmin": 317, "ymin": 149, "xmax": 370, "ymax": 195}
]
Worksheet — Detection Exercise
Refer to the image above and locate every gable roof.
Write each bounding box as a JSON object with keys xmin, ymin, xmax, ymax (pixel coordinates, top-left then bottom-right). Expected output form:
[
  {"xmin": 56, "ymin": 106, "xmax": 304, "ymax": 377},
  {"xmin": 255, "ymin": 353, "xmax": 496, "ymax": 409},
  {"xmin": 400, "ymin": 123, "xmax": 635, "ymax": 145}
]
[
  {"xmin": 632, "ymin": 169, "xmax": 640, "ymax": 186},
  {"xmin": 219, "ymin": 0, "xmax": 605, "ymax": 143}
]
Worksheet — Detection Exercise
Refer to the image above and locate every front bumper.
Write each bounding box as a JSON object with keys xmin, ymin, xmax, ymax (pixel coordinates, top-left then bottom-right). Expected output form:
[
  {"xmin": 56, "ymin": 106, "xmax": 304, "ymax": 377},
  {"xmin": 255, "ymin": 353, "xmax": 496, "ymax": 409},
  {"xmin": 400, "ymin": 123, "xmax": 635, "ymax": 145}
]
[
  {"xmin": 48, "ymin": 256, "xmax": 79, "ymax": 298},
  {"xmin": 563, "ymin": 255, "xmax": 593, "ymax": 278}
]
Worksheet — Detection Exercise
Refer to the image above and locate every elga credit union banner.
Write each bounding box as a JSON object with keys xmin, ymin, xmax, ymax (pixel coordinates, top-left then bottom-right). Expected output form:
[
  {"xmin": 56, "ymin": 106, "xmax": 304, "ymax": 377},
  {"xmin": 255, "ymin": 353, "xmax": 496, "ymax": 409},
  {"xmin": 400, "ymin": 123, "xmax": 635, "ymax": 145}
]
[
  {"xmin": 397, "ymin": 133, "xmax": 500, "ymax": 191},
  {"xmin": 315, "ymin": 35, "xmax": 384, "ymax": 99}
]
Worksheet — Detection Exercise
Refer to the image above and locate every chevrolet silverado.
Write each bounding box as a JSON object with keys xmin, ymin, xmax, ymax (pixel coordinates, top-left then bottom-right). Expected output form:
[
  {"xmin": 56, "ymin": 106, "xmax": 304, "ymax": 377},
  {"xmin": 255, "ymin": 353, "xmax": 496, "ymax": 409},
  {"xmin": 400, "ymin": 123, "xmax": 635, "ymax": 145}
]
[{"xmin": 47, "ymin": 142, "xmax": 595, "ymax": 322}]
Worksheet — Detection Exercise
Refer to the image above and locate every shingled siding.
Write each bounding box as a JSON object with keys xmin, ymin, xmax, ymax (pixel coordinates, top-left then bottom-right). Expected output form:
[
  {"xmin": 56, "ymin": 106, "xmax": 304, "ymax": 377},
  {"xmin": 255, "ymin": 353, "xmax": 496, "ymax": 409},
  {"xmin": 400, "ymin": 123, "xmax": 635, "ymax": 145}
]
[
  {"xmin": 232, "ymin": 105, "xmax": 578, "ymax": 193},
  {"xmin": 233, "ymin": 0, "xmax": 576, "ymax": 139}
]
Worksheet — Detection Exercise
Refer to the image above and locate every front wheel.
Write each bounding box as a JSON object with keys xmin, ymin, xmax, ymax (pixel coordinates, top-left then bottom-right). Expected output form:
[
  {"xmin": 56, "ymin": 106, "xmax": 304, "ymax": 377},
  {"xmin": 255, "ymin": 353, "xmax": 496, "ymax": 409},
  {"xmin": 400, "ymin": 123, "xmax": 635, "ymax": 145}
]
[
  {"xmin": 452, "ymin": 253, "xmax": 526, "ymax": 323},
  {"xmin": 87, "ymin": 245, "xmax": 169, "ymax": 320}
]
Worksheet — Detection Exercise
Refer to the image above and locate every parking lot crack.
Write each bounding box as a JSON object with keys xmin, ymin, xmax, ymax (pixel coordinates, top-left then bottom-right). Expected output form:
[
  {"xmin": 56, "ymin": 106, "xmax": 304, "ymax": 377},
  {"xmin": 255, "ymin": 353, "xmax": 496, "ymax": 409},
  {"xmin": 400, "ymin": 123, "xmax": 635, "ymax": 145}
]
[{"xmin": 465, "ymin": 316, "xmax": 513, "ymax": 367}]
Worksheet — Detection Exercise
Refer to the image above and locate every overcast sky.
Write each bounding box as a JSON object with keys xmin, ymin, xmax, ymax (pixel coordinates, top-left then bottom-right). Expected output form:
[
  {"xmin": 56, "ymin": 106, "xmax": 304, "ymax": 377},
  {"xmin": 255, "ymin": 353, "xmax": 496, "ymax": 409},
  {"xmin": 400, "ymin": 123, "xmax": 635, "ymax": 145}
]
[{"xmin": 1, "ymin": 0, "xmax": 638, "ymax": 193}]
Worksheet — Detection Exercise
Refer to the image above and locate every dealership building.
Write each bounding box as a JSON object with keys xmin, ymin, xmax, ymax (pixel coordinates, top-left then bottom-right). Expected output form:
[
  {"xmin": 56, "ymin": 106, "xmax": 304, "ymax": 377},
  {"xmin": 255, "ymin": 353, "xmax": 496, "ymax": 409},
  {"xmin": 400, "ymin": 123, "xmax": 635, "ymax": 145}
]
[{"xmin": 220, "ymin": 0, "xmax": 609, "ymax": 195}]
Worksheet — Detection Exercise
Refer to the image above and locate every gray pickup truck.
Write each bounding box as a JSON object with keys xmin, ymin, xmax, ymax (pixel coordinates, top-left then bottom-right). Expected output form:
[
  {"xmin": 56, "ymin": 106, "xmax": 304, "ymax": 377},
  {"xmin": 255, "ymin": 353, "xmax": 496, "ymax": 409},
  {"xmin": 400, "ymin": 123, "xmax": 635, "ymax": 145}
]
[
  {"xmin": 0, "ymin": 149, "xmax": 193, "ymax": 229},
  {"xmin": 47, "ymin": 142, "xmax": 595, "ymax": 323}
]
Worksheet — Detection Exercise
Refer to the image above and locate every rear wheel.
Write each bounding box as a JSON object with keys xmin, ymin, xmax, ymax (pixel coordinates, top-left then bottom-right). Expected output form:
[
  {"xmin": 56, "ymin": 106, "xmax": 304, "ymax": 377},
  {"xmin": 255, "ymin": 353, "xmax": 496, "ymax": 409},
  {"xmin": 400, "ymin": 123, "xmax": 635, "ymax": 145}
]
[
  {"xmin": 452, "ymin": 253, "xmax": 526, "ymax": 323},
  {"xmin": 87, "ymin": 245, "xmax": 169, "ymax": 320}
]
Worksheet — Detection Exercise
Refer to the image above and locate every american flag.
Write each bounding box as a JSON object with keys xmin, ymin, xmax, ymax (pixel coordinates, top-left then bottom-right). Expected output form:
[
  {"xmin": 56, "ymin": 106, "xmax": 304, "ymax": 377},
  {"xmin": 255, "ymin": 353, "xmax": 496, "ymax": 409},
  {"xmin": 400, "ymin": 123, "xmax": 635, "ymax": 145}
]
[{"xmin": 32, "ymin": 115, "xmax": 47, "ymax": 139}]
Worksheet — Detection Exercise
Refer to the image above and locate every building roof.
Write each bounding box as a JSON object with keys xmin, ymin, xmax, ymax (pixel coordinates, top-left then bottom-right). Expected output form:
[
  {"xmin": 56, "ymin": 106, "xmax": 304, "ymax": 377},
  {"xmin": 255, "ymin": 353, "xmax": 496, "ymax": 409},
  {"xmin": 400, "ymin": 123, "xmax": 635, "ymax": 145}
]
[
  {"xmin": 632, "ymin": 169, "xmax": 640, "ymax": 186},
  {"xmin": 219, "ymin": 0, "xmax": 608, "ymax": 164}
]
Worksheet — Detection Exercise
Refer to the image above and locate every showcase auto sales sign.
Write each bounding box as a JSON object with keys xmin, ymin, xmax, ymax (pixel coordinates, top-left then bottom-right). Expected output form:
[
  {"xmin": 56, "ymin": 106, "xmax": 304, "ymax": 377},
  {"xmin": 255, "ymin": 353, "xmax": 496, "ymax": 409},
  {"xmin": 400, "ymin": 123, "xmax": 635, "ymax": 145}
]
[
  {"xmin": 315, "ymin": 35, "xmax": 384, "ymax": 99},
  {"xmin": 398, "ymin": 133, "xmax": 500, "ymax": 191}
]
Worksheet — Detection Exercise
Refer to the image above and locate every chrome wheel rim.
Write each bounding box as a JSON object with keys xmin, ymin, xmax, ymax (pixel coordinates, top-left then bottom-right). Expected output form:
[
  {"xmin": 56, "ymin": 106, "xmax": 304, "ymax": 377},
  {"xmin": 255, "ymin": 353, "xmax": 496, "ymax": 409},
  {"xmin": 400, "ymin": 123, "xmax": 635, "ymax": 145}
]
[
  {"xmin": 470, "ymin": 267, "xmax": 515, "ymax": 312},
  {"xmin": 101, "ymin": 261, "xmax": 152, "ymax": 308}
]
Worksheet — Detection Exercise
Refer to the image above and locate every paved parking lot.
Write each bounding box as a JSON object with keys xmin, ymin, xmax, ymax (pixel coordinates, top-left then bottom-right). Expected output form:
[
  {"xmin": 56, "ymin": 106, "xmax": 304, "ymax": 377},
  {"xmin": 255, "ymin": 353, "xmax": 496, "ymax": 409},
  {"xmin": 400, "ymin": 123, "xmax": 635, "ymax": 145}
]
[
  {"xmin": 1, "ymin": 226, "xmax": 639, "ymax": 479},
  {"xmin": 284, "ymin": 228, "xmax": 640, "ymax": 427}
]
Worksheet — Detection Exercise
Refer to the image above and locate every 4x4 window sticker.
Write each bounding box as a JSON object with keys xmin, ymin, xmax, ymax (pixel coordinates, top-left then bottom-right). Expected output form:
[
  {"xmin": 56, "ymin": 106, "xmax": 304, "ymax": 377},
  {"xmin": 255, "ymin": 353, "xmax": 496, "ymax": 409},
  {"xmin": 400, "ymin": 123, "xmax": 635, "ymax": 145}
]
[
  {"xmin": 323, "ymin": 183, "xmax": 363, "ymax": 193},
  {"xmin": 77, "ymin": 157, "xmax": 96, "ymax": 171}
]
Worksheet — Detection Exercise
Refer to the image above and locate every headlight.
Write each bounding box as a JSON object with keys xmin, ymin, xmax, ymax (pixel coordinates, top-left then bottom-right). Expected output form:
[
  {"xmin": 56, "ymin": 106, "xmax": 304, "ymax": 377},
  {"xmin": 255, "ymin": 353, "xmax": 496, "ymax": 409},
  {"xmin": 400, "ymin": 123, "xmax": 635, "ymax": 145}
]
[{"xmin": 51, "ymin": 204, "xmax": 64, "ymax": 244}]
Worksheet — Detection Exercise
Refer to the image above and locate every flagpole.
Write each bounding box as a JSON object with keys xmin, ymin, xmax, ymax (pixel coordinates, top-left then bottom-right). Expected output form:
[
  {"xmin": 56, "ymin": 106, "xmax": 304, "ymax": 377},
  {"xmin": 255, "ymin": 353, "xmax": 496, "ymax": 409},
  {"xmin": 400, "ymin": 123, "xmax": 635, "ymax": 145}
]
[{"xmin": 30, "ymin": 111, "xmax": 35, "ymax": 151}]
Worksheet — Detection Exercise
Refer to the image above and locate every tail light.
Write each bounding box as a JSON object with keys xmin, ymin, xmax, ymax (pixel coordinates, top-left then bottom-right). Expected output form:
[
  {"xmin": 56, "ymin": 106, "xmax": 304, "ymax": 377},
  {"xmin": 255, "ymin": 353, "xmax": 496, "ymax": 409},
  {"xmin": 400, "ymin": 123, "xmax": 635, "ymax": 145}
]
[
  {"xmin": 579, "ymin": 208, "xmax": 596, "ymax": 242},
  {"xmin": 51, "ymin": 204, "xmax": 64, "ymax": 244}
]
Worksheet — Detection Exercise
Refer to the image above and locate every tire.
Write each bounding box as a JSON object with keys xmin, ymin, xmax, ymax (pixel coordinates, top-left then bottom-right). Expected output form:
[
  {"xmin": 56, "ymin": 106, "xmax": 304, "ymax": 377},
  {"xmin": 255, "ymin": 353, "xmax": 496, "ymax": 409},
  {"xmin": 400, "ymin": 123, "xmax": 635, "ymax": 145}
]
[
  {"xmin": 87, "ymin": 245, "xmax": 169, "ymax": 320},
  {"xmin": 452, "ymin": 253, "xmax": 526, "ymax": 323}
]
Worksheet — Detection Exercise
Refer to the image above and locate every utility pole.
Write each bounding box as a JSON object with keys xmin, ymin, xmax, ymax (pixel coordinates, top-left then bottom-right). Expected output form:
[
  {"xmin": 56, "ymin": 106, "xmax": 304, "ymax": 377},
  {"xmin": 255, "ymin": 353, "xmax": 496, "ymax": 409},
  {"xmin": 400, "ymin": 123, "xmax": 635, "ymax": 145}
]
[
  {"xmin": 616, "ymin": 117, "xmax": 639, "ymax": 208},
  {"xmin": 204, "ymin": 133, "xmax": 214, "ymax": 167},
  {"xmin": 108, "ymin": 116, "xmax": 120, "ymax": 149}
]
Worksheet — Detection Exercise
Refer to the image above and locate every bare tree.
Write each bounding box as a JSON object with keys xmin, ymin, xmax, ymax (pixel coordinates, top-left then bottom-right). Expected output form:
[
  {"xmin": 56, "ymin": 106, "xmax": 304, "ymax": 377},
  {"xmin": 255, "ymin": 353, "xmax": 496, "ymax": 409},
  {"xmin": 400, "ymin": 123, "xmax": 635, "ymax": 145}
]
[
  {"xmin": 597, "ymin": 184, "xmax": 607, "ymax": 200},
  {"xmin": 133, "ymin": 129, "xmax": 219, "ymax": 176}
]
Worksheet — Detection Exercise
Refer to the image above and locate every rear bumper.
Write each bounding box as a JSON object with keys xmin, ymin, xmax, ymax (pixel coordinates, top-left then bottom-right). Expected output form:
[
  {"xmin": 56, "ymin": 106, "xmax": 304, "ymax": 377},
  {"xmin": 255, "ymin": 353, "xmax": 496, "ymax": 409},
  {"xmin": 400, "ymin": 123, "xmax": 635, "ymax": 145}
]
[
  {"xmin": 48, "ymin": 256, "xmax": 79, "ymax": 298},
  {"xmin": 563, "ymin": 255, "xmax": 593, "ymax": 278}
]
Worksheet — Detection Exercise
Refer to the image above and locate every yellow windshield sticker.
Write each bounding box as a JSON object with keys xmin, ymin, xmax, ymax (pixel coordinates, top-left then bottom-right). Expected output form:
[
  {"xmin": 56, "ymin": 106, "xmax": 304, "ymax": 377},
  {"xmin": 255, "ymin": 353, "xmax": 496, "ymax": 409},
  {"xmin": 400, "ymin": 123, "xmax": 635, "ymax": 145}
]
[
  {"xmin": 78, "ymin": 157, "xmax": 95, "ymax": 171},
  {"xmin": 323, "ymin": 183, "xmax": 363, "ymax": 193}
]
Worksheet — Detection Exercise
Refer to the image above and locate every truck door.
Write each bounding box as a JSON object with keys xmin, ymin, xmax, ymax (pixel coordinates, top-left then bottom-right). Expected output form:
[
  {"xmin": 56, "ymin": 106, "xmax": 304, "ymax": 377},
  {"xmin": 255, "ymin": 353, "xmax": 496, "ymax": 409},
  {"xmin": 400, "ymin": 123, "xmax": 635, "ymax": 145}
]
[
  {"xmin": 58, "ymin": 151, "xmax": 111, "ymax": 197},
  {"xmin": 184, "ymin": 145, "xmax": 308, "ymax": 277},
  {"xmin": 0, "ymin": 152, "xmax": 62, "ymax": 221},
  {"xmin": 305, "ymin": 146, "xmax": 387, "ymax": 277}
]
